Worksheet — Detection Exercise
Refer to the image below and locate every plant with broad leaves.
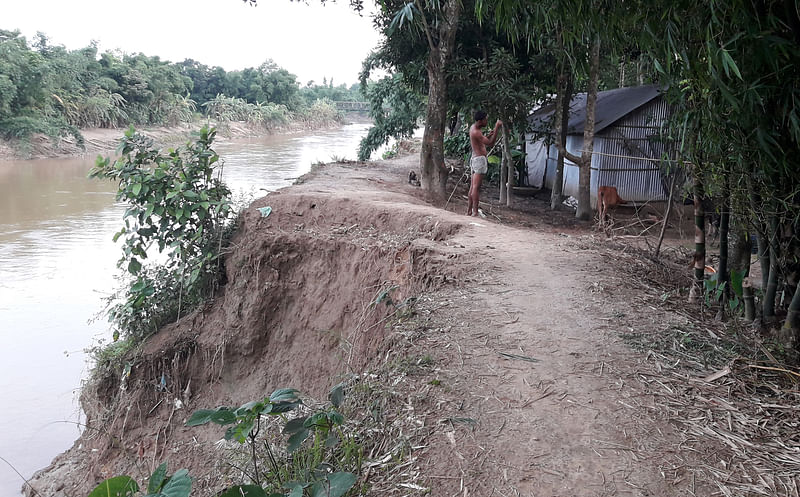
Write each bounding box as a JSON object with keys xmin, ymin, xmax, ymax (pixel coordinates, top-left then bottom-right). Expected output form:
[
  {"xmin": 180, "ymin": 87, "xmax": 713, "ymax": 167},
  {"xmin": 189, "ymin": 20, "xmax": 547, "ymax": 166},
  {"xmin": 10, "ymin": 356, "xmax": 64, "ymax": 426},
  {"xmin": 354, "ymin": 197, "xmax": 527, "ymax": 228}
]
[
  {"xmin": 89, "ymin": 126, "xmax": 234, "ymax": 342},
  {"xmin": 704, "ymin": 269, "xmax": 747, "ymax": 313},
  {"xmin": 90, "ymin": 125, "xmax": 232, "ymax": 278},
  {"xmin": 186, "ymin": 385, "xmax": 358, "ymax": 497},
  {"xmin": 186, "ymin": 388, "xmax": 303, "ymax": 444},
  {"xmin": 356, "ymin": 72, "xmax": 423, "ymax": 161},
  {"xmin": 87, "ymin": 462, "xmax": 191, "ymax": 497}
]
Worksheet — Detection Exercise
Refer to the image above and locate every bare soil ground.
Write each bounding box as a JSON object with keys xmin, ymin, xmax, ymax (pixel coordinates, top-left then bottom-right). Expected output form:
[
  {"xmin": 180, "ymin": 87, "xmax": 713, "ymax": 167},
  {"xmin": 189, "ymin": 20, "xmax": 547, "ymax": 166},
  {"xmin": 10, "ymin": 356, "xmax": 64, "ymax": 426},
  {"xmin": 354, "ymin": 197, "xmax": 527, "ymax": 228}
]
[{"xmin": 25, "ymin": 147, "xmax": 799, "ymax": 497}]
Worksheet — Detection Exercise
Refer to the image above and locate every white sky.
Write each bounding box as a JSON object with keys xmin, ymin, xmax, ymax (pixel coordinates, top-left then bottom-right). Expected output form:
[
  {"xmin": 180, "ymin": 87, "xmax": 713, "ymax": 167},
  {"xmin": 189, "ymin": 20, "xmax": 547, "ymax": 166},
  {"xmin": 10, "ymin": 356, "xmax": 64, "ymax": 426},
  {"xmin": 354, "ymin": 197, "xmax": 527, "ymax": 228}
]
[{"xmin": 3, "ymin": 0, "xmax": 383, "ymax": 86}]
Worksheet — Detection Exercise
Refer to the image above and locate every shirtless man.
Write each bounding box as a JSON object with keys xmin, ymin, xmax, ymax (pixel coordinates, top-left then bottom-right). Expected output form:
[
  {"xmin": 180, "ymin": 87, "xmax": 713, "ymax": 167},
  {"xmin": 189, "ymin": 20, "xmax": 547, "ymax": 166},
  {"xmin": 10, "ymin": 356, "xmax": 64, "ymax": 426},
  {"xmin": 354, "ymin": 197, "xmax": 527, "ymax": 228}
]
[{"xmin": 467, "ymin": 110, "xmax": 502, "ymax": 216}]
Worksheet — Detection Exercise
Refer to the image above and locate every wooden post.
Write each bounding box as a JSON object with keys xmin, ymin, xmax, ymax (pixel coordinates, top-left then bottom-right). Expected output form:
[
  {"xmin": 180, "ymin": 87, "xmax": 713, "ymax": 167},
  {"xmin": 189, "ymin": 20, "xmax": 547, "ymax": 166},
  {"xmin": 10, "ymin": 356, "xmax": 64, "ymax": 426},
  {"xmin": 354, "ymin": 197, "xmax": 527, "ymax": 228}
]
[{"xmin": 503, "ymin": 126, "xmax": 513, "ymax": 207}]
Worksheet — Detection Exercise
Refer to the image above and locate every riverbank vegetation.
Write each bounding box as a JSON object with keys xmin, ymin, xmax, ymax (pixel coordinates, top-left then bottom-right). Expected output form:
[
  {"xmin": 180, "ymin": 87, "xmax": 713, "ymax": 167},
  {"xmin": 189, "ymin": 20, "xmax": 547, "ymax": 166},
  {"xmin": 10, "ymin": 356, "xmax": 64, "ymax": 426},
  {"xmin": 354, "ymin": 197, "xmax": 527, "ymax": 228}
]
[
  {"xmin": 0, "ymin": 29, "xmax": 363, "ymax": 148},
  {"xmin": 89, "ymin": 126, "xmax": 235, "ymax": 372}
]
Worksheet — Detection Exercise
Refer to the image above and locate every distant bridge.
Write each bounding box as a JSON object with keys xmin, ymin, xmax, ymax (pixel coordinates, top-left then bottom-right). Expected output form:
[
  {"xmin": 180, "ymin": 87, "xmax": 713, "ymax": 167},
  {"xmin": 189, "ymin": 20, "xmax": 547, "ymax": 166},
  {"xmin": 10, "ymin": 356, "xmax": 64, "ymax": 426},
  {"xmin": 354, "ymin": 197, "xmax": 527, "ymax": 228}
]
[{"xmin": 335, "ymin": 101, "xmax": 370, "ymax": 111}]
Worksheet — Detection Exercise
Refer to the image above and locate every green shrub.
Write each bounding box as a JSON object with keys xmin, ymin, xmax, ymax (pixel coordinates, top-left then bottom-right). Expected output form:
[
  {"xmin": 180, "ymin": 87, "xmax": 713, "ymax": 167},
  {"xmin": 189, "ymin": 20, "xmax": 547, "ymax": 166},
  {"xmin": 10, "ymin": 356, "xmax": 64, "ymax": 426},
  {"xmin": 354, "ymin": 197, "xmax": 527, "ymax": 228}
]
[
  {"xmin": 356, "ymin": 73, "xmax": 423, "ymax": 161},
  {"xmin": 202, "ymin": 94, "xmax": 290, "ymax": 130},
  {"xmin": 0, "ymin": 114, "xmax": 83, "ymax": 146},
  {"xmin": 87, "ymin": 463, "xmax": 191, "ymax": 497},
  {"xmin": 294, "ymin": 98, "xmax": 343, "ymax": 127},
  {"xmin": 187, "ymin": 386, "xmax": 360, "ymax": 497},
  {"xmin": 89, "ymin": 126, "xmax": 234, "ymax": 344},
  {"xmin": 443, "ymin": 121, "xmax": 470, "ymax": 160}
]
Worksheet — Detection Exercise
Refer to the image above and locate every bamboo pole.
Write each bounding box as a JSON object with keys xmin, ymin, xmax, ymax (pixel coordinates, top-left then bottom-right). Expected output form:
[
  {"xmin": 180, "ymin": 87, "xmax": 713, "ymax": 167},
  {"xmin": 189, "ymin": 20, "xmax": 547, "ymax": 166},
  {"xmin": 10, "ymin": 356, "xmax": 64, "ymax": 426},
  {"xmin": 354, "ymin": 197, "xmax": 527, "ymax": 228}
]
[
  {"xmin": 654, "ymin": 171, "xmax": 677, "ymax": 259},
  {"xmin": 502, "ymin": 126, "xmax": 513, "ymax": 208}
]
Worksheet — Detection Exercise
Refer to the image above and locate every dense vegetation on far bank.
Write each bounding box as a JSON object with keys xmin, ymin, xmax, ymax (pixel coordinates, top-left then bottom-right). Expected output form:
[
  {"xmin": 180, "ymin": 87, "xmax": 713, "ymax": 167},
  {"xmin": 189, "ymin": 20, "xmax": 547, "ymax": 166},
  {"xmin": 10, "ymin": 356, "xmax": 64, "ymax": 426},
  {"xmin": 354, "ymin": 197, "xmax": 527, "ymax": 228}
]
[{"xmin": 0, "ymin": 29, "xmax": 364, "ymax": 146}]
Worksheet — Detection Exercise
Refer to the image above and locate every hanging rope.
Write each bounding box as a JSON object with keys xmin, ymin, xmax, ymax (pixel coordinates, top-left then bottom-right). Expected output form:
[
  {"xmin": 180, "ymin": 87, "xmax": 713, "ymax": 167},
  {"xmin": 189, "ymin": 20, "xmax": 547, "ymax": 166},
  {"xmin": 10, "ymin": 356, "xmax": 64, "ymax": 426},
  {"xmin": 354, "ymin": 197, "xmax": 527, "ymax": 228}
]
[{"xmin": 575, "ymin": 148, "xmax": 693, "ymax": 166}]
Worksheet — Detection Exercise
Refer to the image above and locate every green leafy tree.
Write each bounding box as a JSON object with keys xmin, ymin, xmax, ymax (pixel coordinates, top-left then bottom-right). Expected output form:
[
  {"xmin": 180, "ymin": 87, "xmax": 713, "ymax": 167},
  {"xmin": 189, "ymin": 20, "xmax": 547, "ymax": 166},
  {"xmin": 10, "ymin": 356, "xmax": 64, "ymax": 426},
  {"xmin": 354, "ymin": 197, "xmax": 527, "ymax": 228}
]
[
  {"xmin": 299, "ymin": 82, "xmax": 364, "ymax": 107},
  {"xmin": 363, "ymin": 0, "xmax": 553, "ymax": 197},
  {"xmin": 178, "ymin": 59, "xmax": 227, "ymax": 104},
  {"xmin": 380, "ymin": 0, "xmax": 463, "ymax": 198},
  {"xmin": 357, "ymin": 72, "xmax": 424, "ymax": 160},
  {"xmin": 0, "ymin": 24, "xmax": 355, "ymax": 140},
  {"xmin": 0, "ymin": 29, "xmax": 81, "ymax": 142},
  {"xmin": 643, "ymin": 0, "xmax": 800, "ymax": 339}
]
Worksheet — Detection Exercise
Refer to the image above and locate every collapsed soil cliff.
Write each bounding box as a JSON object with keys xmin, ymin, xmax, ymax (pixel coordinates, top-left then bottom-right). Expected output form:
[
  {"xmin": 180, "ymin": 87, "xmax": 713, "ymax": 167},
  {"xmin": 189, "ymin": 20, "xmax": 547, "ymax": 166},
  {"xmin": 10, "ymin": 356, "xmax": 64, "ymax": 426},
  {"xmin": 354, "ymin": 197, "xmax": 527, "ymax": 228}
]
[{"xmin": 25, "ymin": 158, "xmax": 473, "ymax": 496}]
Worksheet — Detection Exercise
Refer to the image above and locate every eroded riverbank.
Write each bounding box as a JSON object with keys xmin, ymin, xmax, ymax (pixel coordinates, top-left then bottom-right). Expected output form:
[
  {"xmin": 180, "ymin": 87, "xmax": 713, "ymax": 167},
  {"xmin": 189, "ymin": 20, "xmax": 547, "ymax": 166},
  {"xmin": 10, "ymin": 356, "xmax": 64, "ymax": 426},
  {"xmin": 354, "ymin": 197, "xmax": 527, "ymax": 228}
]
[
  {"xmin": 20, "ymin": 152, "xmax": 721, "ymax": 497},
  {"xmin": 0, "ymin": 122, "xmax": 377, "ymax": 497},
  {"xmin": 0, "ymin": 116, "xmax": 367, "ymax": 162},
  {"xmin": 15, "ymin": 135, "xmax": 798, "ymax": 497}
]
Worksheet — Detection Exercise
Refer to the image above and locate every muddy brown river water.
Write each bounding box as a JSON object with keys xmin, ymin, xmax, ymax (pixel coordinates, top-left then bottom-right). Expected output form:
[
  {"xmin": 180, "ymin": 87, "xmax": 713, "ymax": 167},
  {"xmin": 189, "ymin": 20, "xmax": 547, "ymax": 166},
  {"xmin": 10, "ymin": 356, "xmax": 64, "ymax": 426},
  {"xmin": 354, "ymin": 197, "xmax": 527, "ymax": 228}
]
[{"xmin": 0, "ymin": 122, "xmax": 381, "ymax": 497}]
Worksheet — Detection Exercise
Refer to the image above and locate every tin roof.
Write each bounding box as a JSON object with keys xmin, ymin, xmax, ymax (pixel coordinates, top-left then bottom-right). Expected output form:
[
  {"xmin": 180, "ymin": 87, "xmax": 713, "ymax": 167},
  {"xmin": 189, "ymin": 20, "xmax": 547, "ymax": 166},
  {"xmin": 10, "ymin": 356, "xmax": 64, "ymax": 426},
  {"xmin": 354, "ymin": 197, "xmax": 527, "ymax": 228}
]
[{"xmin": 529, "ymin": 84, "xmax": 663, "ymax": 135}]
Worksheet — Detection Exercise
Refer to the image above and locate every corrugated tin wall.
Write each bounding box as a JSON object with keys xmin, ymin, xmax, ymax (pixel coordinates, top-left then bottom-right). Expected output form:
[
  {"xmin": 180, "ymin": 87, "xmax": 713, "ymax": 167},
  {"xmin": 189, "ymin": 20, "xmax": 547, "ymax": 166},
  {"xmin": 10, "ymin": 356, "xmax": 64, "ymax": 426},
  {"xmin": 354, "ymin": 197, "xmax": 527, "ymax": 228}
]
[
  {"xmin": 594, "ymin": 98, "xmax": 673, "ymax": 203},
  {"xmin": 525, "ymin": 96, "xmax": 677, "ymax": 207}
]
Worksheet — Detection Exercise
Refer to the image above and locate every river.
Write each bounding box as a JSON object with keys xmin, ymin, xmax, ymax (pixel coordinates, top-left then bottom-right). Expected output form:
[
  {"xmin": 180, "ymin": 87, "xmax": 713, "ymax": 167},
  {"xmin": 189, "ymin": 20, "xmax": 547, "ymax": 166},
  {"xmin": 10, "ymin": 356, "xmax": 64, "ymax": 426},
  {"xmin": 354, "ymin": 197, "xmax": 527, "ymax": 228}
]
[{"xmin": 0, "ymin": 122, "xmax": 382, "ymax": 497}]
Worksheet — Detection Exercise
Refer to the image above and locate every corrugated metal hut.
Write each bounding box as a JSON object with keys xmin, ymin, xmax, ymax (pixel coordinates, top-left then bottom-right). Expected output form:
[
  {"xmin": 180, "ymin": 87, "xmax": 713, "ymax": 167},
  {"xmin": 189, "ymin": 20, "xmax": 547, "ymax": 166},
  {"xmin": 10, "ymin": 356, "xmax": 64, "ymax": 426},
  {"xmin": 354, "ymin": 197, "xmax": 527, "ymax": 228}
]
[{"xmin": 525, "ymin": 85, "xmax": 674, "ymax": 207}]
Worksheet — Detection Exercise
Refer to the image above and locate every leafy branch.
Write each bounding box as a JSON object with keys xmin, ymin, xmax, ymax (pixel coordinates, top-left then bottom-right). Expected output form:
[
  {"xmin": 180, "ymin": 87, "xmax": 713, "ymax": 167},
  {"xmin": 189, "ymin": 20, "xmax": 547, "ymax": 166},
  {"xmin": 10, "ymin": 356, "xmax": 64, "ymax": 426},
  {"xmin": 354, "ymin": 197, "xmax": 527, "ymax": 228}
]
[{"xmin": 186, "ymin": 386, "xmax": 358, "ymax": 497}]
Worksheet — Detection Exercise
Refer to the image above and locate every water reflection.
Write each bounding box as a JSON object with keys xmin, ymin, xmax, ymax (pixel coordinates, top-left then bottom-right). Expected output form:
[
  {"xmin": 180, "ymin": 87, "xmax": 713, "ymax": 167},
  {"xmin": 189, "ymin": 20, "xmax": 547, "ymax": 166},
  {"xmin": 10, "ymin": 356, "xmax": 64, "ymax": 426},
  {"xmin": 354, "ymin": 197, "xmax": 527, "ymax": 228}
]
[
  {"xmin": 0, "ymin": 155, "xmax": 121, "ymax": 497},
  {"xmin": 0, "ymin": 122, "xmax": 374, "ymax": 496},
  {"xmin": 215, "ymin": 122, "xmax": 372, "ymax": 195}
]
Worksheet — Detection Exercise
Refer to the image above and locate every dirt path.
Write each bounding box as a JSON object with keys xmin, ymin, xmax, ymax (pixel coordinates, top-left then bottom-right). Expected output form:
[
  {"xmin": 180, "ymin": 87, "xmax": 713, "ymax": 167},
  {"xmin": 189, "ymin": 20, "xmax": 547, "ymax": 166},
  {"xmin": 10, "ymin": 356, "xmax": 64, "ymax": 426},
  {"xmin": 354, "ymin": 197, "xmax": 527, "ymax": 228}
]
[
  {"xmin": 285, "ymin": 154, "xmax": 696, "ymax": 495},
  {"xmin": 354, "ymin": 161, "xmax": 673, "ymax": 495},
  {"xmin": 412, "ymin": 223, "xmax": 686, "ymax": 496}
]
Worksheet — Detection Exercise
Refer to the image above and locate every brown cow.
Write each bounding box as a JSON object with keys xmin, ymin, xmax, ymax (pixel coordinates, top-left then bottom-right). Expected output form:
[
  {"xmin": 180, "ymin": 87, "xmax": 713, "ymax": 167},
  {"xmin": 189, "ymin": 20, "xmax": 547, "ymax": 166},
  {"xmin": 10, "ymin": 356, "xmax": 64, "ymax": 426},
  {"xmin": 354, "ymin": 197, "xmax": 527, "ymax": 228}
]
[{"xmin": 597, "ymin": 186, "xmax": 626, "ymax": 228}]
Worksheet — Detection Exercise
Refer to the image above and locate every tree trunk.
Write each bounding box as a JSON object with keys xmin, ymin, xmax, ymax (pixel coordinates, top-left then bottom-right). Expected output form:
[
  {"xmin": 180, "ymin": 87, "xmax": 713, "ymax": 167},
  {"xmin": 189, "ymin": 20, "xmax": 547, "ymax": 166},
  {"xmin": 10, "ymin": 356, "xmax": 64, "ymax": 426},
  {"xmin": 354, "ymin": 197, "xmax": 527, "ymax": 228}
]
[
  {"xmin": 551, "ymin": 71, "xmax": 572, "ymax": 210},
  {"xmin": 448, "ymin": 111, "xmax": 461, "ymax": 136},
  {"xmin": 418, "ymin": 0, "xmax": 461, "ymax": 199},
  {"xmin": 745, "ymin": 171, "xmax": 769, "ymax": 317},
  {"xmin": 499, "ymin": 131, "xmax": 508, "ymax": 204},
  {"xmin": 757, "ymin": 229, "xmax": 770, "ymax": 297},
  {"xmin": 730, "ymin": 221, "xmax": 754, "ymax": 320},
  {"xmin": 717, "ymin": 172, "xmax": 731, "ymax": 314},
  {"xmin": 764, "ymin": 215, "xmax": 780, "ymax": 320},
  {"xmin": 786, "ymin": 281, "xmax": 800, "ymax": 331},
  {"xmin": 576, "ymin": 35, "xmax": 600, "ymax": 220},
  {"xmin": 744, "ymin": 281, "xmax": 756, "ymax": 321},
  {"xmin": 420, "ymin": 54, "xmax": 449, "ymax": 198},
  {"xmin": 689, "ymin": 164, "xmax": 705, "ymax": 303},
  {"xmin": 730, "ymin": 226, "xmax": 752, "ymax": 276},
  {"xmin": 637, "ymin": 56, "xmax": 645, "ymax": 86}
]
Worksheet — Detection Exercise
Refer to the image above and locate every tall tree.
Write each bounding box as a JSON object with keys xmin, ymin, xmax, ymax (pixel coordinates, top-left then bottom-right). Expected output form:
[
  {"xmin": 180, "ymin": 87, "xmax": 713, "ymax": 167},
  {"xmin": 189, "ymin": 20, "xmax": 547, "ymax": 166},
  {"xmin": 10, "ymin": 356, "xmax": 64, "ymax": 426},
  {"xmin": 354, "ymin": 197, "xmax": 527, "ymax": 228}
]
[
  {"xmin": 357, "ymin": 71, "xmax": 425, "ymax": 161},
  {"xmin": 550, "ymin": 61, "xmax": 573, "ymax": 210},
  {"xmin": 386, "ymin": 0, "xmax": 463, "ymax": 197}
]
